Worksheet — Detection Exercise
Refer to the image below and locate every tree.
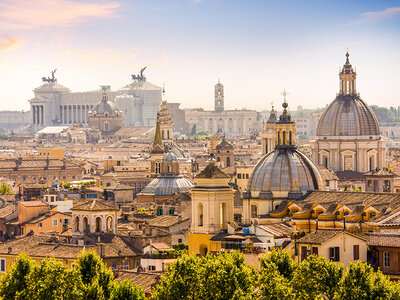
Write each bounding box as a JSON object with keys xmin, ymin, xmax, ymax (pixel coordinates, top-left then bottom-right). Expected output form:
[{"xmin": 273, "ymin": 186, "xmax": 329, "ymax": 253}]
[
  {"xmin": 151, "ymin": 254, "xmax": 201, "ymax": 300},
  {"xmin": 259, "ymin": 262, "xmax": 295, "ymax": 300},
  {"xmin": 336, "ymin": 261, "xmax": 397, "ymax": 299},
  {"xmin": 23, "ymin": 257, "xmax": 83, "ymax": 300},
  {"xmin": 0, "ymin": 183, "xmax": 11, "ymax": 195},
  {"xmin": 0, "ymin": 252, "xmax": 35, "ymax": 299},
  {"xmin": 110, "ymin": 280, "xmax": 146, "ymax": 300},
  {"xmin": 190, "ymin": 124, "xmax": 196, "ymax": 136},
  {"xmin": 259, "ymin": 248, "xmax": 296, "ymax": 281},
  {"xmin": 293, "ymin": 255, "xmax": 343, "ymax": 299},
  {"xmin": 199, "ymin": 251, "xmax": 258, "ymax": 300},
  {"xmin": 75, "ymin": 249, "xmax": 115, "ymax": 299}
]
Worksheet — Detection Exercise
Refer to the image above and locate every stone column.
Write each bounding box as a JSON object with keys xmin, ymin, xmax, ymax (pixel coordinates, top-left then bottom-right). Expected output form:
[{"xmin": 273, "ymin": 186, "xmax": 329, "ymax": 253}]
[{"xmin": 32, "ymin": 105, "xmax": 36, "ymax": 125}]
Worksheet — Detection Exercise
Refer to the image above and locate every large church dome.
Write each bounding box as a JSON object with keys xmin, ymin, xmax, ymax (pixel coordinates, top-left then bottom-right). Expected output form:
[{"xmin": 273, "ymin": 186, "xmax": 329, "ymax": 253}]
[
  {"xmin": 245, "ymin": 99, "xmax": 323, "ymax": 200},
  {"xmin": 247, "ymin": 148, "xmax": 323, "ymax": 199},
  {"xmin": 317, "ymin": 94, "xmax": 380, "ymax": 137},
  {"xmin": 317, "ymin": 52, "xmax": 380, "ymax": 138}
]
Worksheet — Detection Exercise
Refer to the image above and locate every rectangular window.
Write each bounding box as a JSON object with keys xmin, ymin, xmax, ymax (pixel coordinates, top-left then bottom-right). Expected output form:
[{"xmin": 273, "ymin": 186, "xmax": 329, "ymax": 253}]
[
  {"xmin": 38, "ymin": 223, "xmax": 42, "ymax": 229},
  {"xmin": 329, "ymin": 247, "xmax": 340, "ymax": 262},
  {"xmin": 237, "ymin": 174, "xmax": 242, "ymax": 179},
  {"xmin": 301, "ymin": 246, "xmax": 308, "ymax": 261},
  {"xmin": 344, "ymin": 155, "xmax": 353, "ymax": 171},
  {"xmin": 312, "ymin": 247, "xmax": 318, "ymax": 256},
  {"xmin": 123, "ymin": 261, "xmax": 129, "ymax": 270},
  {"xmin": 0, "ymin": 259, "xmax": 5, "ymax": 272},
  {"xmin": 246, "ymin": 174, "xmax": 249, "ymax": 179},
  {"xmin": 353, "ymin": 245, "xmax": 359, "ymax": 260},
  {"xmin": 52, "ymin": 219, "xmax": 58, "ymax": 227},
  {"xmin": 384, "ymin": 251, "xmax": 390, "ymax": 268},
  {"xmin": 112, "ymin": 262, "xmax": 117, "ymax": 270},
  {"xmin": 63, "ymin": 219, "xmax": 70, "ymax": 225}
]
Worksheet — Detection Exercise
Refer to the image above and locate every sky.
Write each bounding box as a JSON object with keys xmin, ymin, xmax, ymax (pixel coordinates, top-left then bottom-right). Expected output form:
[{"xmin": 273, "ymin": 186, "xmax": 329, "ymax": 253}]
[{"xmin": 0, "ymin": 0, "xmax": 400, "ymax": 112}]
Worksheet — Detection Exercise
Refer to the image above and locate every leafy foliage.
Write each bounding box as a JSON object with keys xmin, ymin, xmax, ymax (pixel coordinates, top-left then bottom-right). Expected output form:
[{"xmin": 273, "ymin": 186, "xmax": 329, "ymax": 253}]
[
  {"xmin": 336, "ymin": 261, "xmax": 398, "ymax": 300},
  {"xmin": 0, "ymin": 183, "xmax": 12, "ymax": 195},
  {"xmin": 110, "ymin": 280, "xmax": 146, "ymax": 300},
  {"xmin": 0, "ymin": 250, "xmax": 145, "ymax": 300},
  {"xmin": 293, "ymin": 255, "xmax": 343, "ymax": 299},
  {"xmin": 0, "ymin": 253, "xmax": 34, "ymax": 299}
]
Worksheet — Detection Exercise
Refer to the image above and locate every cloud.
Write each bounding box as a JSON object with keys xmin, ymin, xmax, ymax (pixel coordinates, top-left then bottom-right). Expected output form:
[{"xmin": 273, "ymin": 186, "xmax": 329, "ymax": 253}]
[
  {"xmin": 347, "ymin": 7, "xmax": 400, "ymax": 25},
  {"xmin": 0, "ymin": 35, "xmax": 22, "ymax": 53},
  {"xmin": 0, "ymin": 0, "xmax": 120, "ymax": 30}
]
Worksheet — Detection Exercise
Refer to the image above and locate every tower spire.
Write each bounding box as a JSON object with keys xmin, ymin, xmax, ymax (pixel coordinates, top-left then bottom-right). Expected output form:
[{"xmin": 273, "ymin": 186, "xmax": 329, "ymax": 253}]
[{"xmin": 151, "ymin": 114, "xmax": 164, "ymax": 154}]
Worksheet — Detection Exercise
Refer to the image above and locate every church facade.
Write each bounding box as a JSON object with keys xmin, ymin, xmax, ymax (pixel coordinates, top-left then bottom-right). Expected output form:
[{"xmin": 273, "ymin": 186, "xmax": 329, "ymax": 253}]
[
  {"xmin": 311, "ymin": 53, "xmax": 386, "ymax": 174},
  {"xmin": 29, "ymin": 69, "xmax": 161, "ymax": 132}
]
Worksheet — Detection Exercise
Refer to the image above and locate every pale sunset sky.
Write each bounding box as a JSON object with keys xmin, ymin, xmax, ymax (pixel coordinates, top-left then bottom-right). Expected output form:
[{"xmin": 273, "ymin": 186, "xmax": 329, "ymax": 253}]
[{"xmin": 0, "ymin": 0, "xmax": 399, "ymax": 111}]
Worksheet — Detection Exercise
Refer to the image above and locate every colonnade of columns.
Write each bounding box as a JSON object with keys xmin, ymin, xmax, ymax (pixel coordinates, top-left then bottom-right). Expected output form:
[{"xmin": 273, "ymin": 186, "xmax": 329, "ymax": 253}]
[
  {"xmin": 59, "ymin": 104, "xmax": 93, "ymax": 125},
  {"xmin": 32, "ymin": 105, "xmax": 44, "ymax": 125}
]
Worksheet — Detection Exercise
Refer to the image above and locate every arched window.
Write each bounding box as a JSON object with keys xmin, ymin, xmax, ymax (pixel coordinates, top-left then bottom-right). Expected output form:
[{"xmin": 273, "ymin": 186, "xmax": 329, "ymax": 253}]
[
  {"xmin": 167, "ymin": 131, "xmax": 170, "ymax": 140},
  {"xmin": 75, "ymin": 216, "xmax": 80, "ymax": 232},
  {"xmin": 162, "ymin": 130, "xmax": 165, "ymax": 139},
  {"xmin": 168, "ymin": 165, "xmax": 172, "ymax": 173},
  {"xmin": 106, "ymin": 216, "xmax": 113, "ymax": 233},
  {"xmin": 83, "ymin": 217, "xmax": 89, "ymax": 233},
  {"xmin": 226, "ymin": 157, "xmax": 231, "ymax": 167},
  {"xmin": 156, "ymin": 162, "xmax": 161, "ymax": 174},
  {"xmin": 278, "ymin": 132, "xmax": 281, "ymax": 145},
  {"xmin": 282, "ymin": 131, "xmax": 287, "ymax": 145},
  {"xmin": 289, "ymin": 131, "xmax": 292, "ymax": 145},
  {"xmin": 95, "ymin": 217, "xmax": 102, "ymax": 233},
  {"xmin": 198, "ymin": 203, "xmax": 203, "ymax": 227},
  {"xmin": 369, "ymin": 156, "xmax": 374, "ymax": 171},
  {"xmin": 323, "ymin": 156, "xmax": 328, "ymax": 168},
  {"xmin": 251, "ymin": 205, "xmax": 258, "ymax": 218}
]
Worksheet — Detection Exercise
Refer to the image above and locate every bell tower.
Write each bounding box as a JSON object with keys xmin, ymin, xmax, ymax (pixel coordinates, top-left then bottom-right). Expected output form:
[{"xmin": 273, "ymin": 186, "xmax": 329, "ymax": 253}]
[{"xmin": 214, "ymin": 79, "xmax": 224, "ymax": 113}]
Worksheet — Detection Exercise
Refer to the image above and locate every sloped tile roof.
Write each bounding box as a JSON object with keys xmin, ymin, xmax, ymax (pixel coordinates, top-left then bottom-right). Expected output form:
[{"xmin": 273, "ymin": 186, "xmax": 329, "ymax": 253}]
[
  {"xmin": 365, "ymin": 233, "xmax": 400, "ymax": 248},
  {"xmin": 296, "ymin": 229, "xmax": 365, "ymax": 245},
  {"xmin": 195, "ymin": 165, "xmax": 229, "ymax": 179},
  {"xmin": 71, "ymin": 199, "xmax": 118, "ymax": 212}
]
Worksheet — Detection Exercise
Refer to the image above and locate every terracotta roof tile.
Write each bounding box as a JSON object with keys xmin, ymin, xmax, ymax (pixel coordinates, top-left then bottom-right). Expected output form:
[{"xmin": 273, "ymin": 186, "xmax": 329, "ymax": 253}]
[
  {"xmin": 72, "ymin": 199, "xmax": 118, "ymax": 212},
  {"xmin": 365, "ymin": 233, "xmax": 400, "ymax": 248},
  {"xmin": 296, "ymin": 229, "xmax": 365, "ymax": 245}
]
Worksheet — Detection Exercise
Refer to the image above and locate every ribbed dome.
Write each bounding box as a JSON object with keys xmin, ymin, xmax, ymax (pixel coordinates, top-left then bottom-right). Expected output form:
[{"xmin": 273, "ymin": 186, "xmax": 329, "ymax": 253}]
[
  {"xmin": 140, "ymin": 176, "xmax": 193, "ymax": 196},
  {"xmin": 317, "ymin": 93, "xmax": 380, "ymax": 137},
  {"xmin": 247, "ymin": 148, "xmax": 323, "ymax": 198},
  {"xmin": 92, "ymin": 94, "xmax": 120, "ymax": 115}
]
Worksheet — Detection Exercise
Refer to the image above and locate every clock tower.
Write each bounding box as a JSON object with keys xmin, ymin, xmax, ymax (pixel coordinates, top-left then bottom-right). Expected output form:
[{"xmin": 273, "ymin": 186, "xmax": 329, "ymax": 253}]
[{"xmin": 214, "ymin": 79, "xmax": 224, "ymax": 113}]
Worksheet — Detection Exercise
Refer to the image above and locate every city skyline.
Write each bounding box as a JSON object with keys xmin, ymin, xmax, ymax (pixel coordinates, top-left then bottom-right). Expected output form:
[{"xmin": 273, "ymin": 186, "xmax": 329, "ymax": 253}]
[{"xmin": 0, "ymin": 0, "xmax": 400, "ymax": 111}]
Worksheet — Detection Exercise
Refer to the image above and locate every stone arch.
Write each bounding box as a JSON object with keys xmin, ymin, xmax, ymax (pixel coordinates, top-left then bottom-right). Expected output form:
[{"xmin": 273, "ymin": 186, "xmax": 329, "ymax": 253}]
[
  {"xmin": 95, "ymin": 216, "xmax": 102, "ymax": 233},
  {"xmin": 106, "ymin": 216, "xmax": 113, "ymax": 233},
  {"xmin": 74, "ymin": 216, "xmax": 80, "ymax": 232},
  {"xmin": 83, "ymin": 216, "xmax": 89, "ymax": 233}
]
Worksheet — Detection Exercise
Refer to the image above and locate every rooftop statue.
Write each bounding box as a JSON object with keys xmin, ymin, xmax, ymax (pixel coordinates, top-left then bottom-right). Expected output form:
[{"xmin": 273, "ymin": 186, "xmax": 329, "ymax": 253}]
[
  {"xmin": 42, "ymin": 69, "xmax": 57, "ymax": 83},
  {"xmin": 131, "ymin": 66, "xmax": 147, "ymax": 82}
]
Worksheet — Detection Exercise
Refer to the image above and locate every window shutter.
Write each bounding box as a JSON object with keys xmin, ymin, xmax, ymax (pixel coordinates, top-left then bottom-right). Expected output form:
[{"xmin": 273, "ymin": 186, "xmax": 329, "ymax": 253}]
[
  {"xmin": 335, "ymin": 247, "xmax": 340, "ymax": 262},
  {"xmin": 353, "ymin": 245, "xmax": 359, "ymax": 260}
]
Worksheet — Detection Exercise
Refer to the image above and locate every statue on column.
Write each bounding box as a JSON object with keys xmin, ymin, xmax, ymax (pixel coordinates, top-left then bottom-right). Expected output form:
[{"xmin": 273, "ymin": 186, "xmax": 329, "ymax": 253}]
[{"xmin": 42, "ymin": 69, "xmax": 57, "ymax": 83}]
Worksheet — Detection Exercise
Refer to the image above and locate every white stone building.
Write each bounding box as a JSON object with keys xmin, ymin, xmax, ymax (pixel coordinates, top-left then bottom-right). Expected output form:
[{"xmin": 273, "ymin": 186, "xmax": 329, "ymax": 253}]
[{"xmin": 29, "ymin": 69, "xmax": 161, "ymax": 132}]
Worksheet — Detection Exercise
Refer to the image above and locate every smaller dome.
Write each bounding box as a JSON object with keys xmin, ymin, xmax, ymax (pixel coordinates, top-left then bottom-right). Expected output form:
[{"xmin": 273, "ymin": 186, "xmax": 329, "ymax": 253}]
[
  {"xmin": 163, "ymin": 151, "xmax": 178, "ymax": 162},
  {"xmin": 140, "ymin": 176, "xmax": 193, "ymax": 196},
  {"xmin": 92, "ymin": 93, "xmax": 120, "ymax": 115}
]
